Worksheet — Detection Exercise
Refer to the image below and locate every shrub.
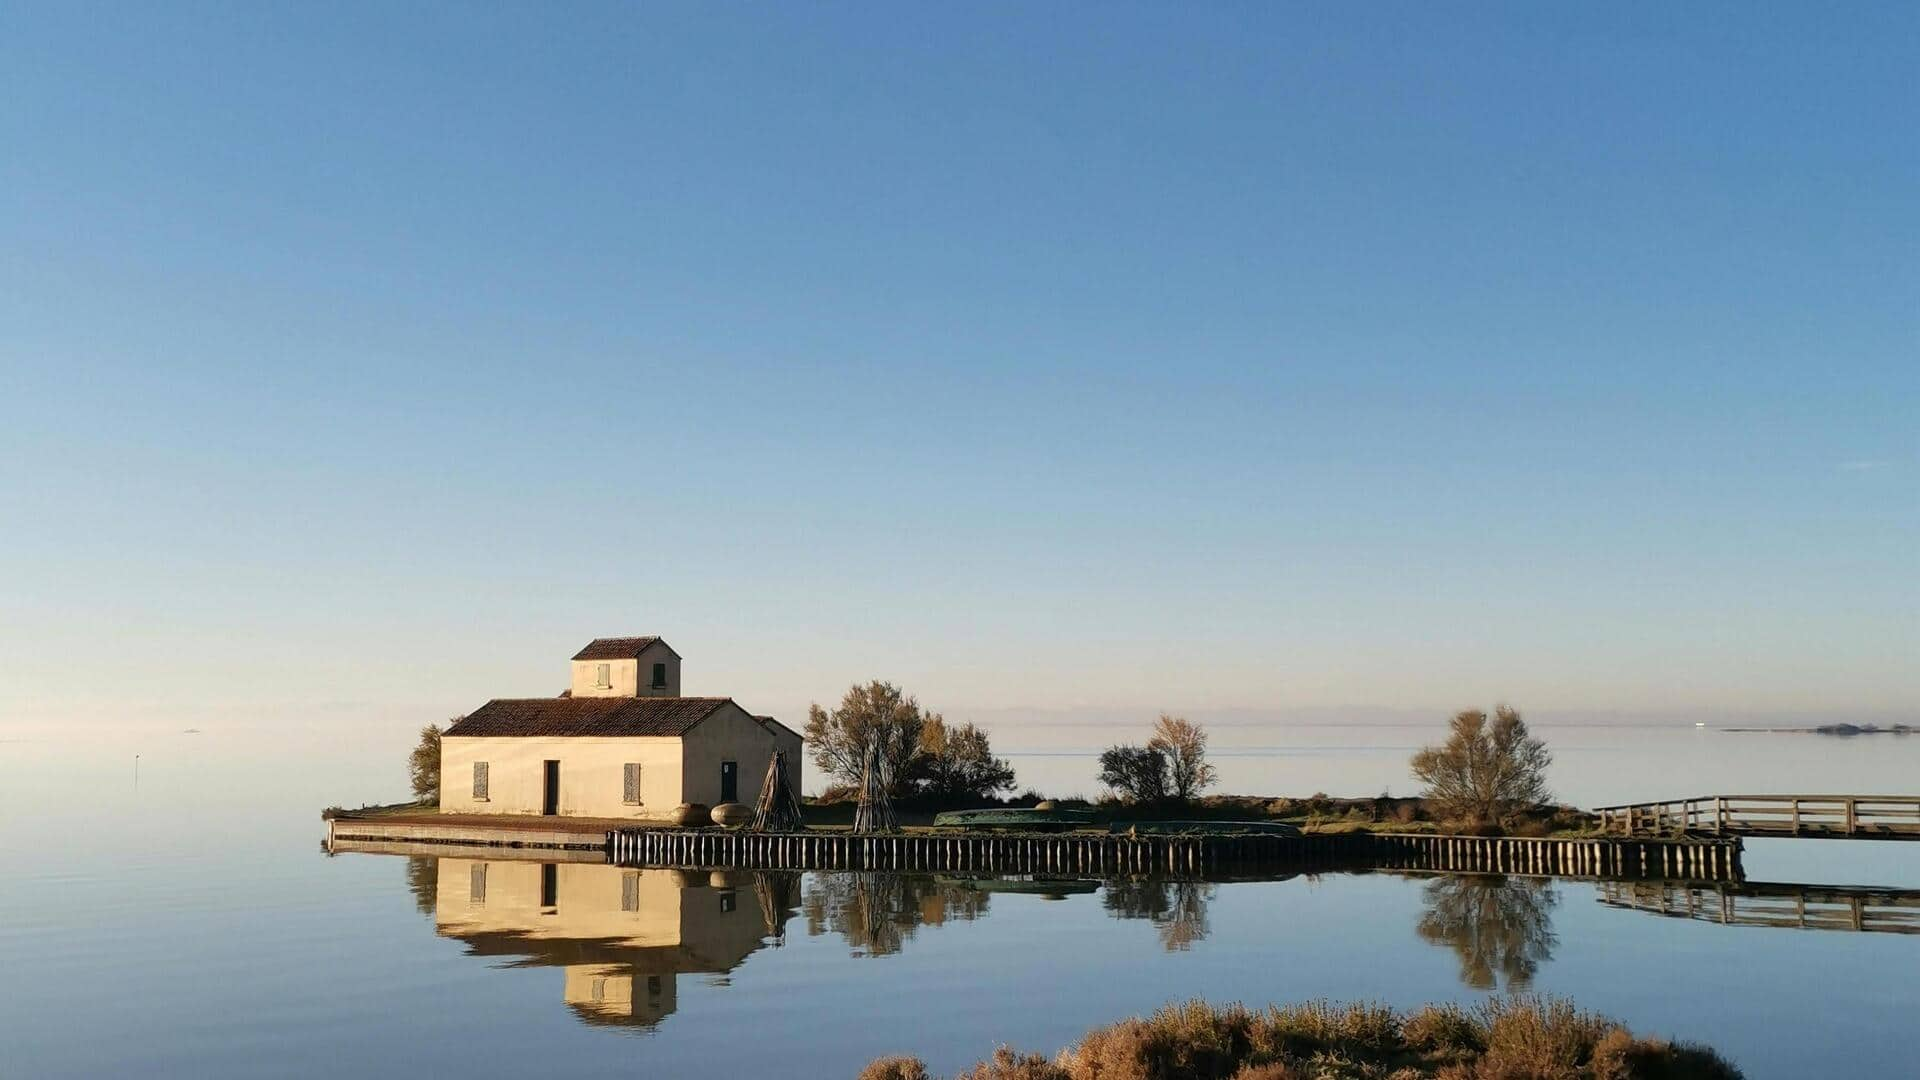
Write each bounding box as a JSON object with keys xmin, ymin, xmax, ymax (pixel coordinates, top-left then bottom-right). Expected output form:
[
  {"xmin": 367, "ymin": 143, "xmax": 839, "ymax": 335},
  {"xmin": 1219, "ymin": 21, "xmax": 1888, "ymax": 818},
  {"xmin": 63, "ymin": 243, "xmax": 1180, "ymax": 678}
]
[
  {"xmin": 859, "ymin": 1058, "xmax": 932, "ymax": 1080},
  {"xmin": 1098, "ymin": 744, "xmax": 1170, "ymax": 803},
  {"xmin": 955, "ymin": 1048, "xmax": 1068, "ymax": 1080},
  {"xmin": 1402, "ymin": 1005, "xmax": 1483, "ymax": 1055},
  {"xmin": 861, "ymin": 997, "xmax": 1741, "ymax": 1080},
  {"xmin": 1476, "ymin": 995, "xmax": 1612, "ymax": 1079},
  {"xmin": 917, "ymin": 716, "xmax": 1017, "ymax": 800}
]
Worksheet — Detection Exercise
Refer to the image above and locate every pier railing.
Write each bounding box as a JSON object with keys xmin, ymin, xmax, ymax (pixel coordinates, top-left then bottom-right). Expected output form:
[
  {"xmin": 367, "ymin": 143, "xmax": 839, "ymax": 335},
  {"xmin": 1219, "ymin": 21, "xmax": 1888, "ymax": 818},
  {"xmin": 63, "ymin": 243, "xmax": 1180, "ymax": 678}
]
[{"xmin": 1592, "ymin": 795, "xmax": 1920, "ymax": 840}]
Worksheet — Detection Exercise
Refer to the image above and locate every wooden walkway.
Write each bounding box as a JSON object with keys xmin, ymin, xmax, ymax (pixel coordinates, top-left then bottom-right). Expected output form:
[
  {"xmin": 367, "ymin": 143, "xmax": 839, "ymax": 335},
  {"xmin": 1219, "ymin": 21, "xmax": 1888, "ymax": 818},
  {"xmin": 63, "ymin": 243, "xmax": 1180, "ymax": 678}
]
[
  {"xmin": 1592, "ymin": 795, "xmax": 1920, "ymax": 840},
  {"xmin": 609, "ymin": 828, "xmax": 1743, "ymax": 881},
  {"xmin": 1597, "ymin": 879, "xmax": 1920, "ymax": 935}
]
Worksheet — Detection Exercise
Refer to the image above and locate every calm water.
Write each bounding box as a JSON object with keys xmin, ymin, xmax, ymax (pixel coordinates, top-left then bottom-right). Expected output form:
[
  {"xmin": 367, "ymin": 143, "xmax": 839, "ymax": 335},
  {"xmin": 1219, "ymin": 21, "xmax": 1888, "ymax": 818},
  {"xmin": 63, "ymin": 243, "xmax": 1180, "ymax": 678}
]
[{"xmin": 4, "ymin": 724, "xmax": 1919, "ymax": 1078}]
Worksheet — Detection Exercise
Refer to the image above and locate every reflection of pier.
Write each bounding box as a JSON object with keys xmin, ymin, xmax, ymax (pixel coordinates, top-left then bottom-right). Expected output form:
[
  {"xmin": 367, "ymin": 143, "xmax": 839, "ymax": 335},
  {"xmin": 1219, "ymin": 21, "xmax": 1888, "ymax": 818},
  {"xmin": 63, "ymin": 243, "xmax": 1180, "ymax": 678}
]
[{"xmin": 1597, "ymin": 880, "xmax": 1920, "ymax": 935}]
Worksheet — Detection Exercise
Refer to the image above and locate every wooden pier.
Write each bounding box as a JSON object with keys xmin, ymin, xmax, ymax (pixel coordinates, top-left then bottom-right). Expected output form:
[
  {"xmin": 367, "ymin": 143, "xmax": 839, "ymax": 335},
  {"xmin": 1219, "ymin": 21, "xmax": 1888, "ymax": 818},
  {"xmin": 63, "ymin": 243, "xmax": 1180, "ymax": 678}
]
[
  {"xmin": 608, "ymin": 828, "xmax": 1742, "ymax": 881},
  {"xmin": 1594, "ymin": 794, "xmax": 1920, "ymax": 840}
]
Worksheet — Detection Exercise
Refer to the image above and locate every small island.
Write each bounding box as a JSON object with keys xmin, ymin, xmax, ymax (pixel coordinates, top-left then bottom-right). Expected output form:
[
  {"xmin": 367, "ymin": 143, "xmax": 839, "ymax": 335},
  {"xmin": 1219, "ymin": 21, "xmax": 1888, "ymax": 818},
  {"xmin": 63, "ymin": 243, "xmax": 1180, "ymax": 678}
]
[{"xmin": 1722, "ymin": 723, "xmax": 1914, "ymax": 737}]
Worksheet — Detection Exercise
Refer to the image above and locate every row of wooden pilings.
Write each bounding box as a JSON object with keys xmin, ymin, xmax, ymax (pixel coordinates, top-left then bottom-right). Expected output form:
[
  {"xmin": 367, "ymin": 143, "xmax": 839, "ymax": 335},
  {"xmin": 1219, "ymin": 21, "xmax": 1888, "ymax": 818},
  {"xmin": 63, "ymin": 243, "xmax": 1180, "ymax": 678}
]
[
  {"xmin": 1360, "ymin": 832, "xmax": 1742, "ymax": 880},
  {"xmin": 608, "ymin": 828, "xmax": 1743, "ymax": 881}
]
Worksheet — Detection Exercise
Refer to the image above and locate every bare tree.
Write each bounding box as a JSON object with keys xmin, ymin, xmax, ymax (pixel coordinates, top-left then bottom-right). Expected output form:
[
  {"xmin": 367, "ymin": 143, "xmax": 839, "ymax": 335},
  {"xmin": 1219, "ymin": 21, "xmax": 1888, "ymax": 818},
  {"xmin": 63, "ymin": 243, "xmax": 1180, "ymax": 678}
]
[
  {"xmin": 408, "ymin": 722, "xmax": 446, "ymax": 803},
  {"xmin": 804, "ymin": 681, "xmax": 927, "ymax": 794},
  {"xmin": 1410, "ymin": 705, "xmax": 1552, "ymax": 826},
  {"xmin": 1148, "ymin": 714, "xmax": 1218, "ymax": 802}
]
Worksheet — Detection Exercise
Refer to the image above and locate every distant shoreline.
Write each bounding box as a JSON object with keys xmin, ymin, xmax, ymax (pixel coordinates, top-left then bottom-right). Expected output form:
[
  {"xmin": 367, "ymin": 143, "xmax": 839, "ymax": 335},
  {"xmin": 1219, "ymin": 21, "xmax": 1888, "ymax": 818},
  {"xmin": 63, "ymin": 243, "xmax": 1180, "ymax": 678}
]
[{"xmin": 1722, "ymin": 723, "xmax": 1914, "ymax": 737}]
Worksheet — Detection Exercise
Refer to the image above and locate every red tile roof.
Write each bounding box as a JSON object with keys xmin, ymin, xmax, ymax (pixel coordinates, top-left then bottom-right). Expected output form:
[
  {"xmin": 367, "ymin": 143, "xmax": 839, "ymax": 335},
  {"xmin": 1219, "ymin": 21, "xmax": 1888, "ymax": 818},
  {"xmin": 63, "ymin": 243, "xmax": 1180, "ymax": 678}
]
[
  {"xmin": 571, "ymin": 636, "xmax": 676, "ymax": 661},
  {"xmin": 445, "ymin": 696, "xmax": 732, "ymax": 738}
]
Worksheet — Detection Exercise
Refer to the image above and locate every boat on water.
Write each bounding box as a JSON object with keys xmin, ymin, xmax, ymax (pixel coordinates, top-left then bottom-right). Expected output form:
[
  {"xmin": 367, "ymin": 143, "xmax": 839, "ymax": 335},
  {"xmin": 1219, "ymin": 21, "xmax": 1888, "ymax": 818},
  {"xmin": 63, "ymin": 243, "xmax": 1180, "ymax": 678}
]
[
  {"xmin": 1110, "ymin": 820, "xmax": 1302, "ymax": 837},
  {"xmin": 936, "ymin": 876, "xmax": 1101, "ymax": 897},
  {"xmin": 929, "ymin": 808, "xmax": 1303, "ymax": 837},
  {"xmin": 931, "ymin": 807, "xmax": 1099, "ymax": 831}
]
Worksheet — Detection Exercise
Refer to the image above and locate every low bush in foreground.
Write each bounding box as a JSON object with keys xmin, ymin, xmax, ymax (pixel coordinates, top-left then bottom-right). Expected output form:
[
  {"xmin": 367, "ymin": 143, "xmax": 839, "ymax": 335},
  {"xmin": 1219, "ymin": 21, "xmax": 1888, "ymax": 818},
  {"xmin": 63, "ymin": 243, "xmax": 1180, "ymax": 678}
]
[{"xmin": 857, "ymin": 997, "xmax": 1739, "ymax": 1080}]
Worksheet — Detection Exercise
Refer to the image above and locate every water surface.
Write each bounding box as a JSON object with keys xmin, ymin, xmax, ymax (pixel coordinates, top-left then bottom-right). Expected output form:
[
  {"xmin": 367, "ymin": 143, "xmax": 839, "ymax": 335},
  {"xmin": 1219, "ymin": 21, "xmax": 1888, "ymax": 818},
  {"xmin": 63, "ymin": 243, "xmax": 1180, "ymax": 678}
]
[{"xmin": 4, "ymin": 728, "xmax": 1918, "ymax": 1078}]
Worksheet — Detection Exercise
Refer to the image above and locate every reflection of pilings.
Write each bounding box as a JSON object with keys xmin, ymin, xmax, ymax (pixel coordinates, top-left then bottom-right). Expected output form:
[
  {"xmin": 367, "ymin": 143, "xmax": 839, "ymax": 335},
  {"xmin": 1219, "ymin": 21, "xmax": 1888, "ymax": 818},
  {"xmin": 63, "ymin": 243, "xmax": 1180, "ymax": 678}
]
[
  {"xmin": 1597, "ymin": 879, "xmax": 1920, "ymax": 934},
  {"xmin": 606, "ymin": 829, "xmax": 1744, "ymax": 882}
]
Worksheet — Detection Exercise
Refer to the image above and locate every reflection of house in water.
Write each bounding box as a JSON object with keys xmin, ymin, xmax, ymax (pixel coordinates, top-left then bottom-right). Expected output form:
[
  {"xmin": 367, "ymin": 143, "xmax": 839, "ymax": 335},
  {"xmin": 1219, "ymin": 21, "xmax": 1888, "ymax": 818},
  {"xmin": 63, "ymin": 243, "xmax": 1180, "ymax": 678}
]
[{"xmin": 433, "ymin": 858, "xmax": 795, "ymax": 1028}]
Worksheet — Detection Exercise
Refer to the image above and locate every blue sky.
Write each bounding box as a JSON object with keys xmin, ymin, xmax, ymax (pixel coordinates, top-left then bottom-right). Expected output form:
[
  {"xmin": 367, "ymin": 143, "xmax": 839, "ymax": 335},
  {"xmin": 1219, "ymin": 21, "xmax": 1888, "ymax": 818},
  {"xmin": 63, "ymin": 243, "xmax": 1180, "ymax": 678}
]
[{"xmin": 2, "ymin": 3, "xmax": 1914, "ymax": 738}]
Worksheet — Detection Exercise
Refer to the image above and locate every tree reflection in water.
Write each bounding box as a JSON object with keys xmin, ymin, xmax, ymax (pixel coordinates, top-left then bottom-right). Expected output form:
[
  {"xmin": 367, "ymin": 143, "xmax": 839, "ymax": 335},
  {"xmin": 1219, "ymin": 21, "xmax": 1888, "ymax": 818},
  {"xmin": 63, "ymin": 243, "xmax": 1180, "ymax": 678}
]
[
  {"xmin": 405, "ymin": 856, "xmax": 438, "ymax": 916},
  {"xmin": 1416, "ymin": 874, "xmax": 1559, "ymax": 990},
  {"xmin": 1102, "ymin": 879, "xmax": 1216, "ymax": 951},
  {"xmin": 802, "ymin": 874, "xmax": 991, "ymax": 957}
]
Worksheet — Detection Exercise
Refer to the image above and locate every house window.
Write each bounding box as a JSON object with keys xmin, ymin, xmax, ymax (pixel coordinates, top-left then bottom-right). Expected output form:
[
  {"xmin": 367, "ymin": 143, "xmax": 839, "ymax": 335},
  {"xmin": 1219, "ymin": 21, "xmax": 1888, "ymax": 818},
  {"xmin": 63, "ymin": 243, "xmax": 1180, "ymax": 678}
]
[
  {"xmin": 591, "ymin": 977, "xmax": 606, "ymax": 1002},
  {"xmin": 472, "ymin": 761, "xmax": 489, "ymax": 800},
  {"xmin": 647, "ymin": 975, "xmax": 663, "ymax": 998},
  {"xmin": 650, "ymin": 661, "xmax": 667, "ymax": 689},
  {"xmin": 540, "ymin": 863, "xmax": 558, "ymax": 908},
  {"xmin": 469, "ymin": 863, "xmax": 487, "ymax": 903},
  {"xmin": 623, "ymin": 763, "xmax": 643, "ymax": 805},
  {"xmin": 718, "ymin": 889, "xmax": 737, "ymax": 914},
  {"xmin": 595, "ymin": 662, "xmax": 611, "ymax": 689},
  {"xmin": 621, "ymin": 871, "xmax": 641, "ymax": 912}
]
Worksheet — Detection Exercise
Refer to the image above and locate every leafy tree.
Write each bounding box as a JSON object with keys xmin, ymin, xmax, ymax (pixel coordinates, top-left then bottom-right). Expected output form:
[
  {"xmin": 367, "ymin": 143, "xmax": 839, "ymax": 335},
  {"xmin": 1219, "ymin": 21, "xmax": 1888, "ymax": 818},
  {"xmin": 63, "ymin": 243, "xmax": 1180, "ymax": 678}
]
[
  {"xmin": 408, "ymin": 722, "xmax": 446, "ymax": 803},
  {"xmin": 1410, "ymin": 705, "xmax": 1552, "ymax": 826},
  {"xmin": 1098, "ymin": 744, "xmax": 1170, "ymax": 803},
  {"xmin": 915, "ymin": 716, "xmax": 1017, "ymax": 800},
  {"xmin": 1148, "ymin": 714, "xmax": 1218, "ymax": 802},
  {"xmin": 804, "ymin": 681, "xmax": 927, "ymax": 795}
]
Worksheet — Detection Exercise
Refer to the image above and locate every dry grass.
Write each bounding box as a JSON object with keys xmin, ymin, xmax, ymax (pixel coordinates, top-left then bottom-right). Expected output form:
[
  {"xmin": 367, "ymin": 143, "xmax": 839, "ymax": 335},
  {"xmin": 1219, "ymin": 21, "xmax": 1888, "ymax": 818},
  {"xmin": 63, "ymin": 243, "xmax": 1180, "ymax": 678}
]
[
  {"xmin": 858, "ymin": 998, "xmax": 1740, "ymax": 1080},
  {"xmin": 858, "ymin": 1056, "xmax": 933, "ymax": 1080}
]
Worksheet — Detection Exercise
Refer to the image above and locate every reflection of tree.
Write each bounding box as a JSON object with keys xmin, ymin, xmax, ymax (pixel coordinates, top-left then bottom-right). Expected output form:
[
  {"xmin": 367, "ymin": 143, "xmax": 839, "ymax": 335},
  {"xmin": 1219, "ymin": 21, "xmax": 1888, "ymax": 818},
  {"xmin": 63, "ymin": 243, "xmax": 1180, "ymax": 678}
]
[
  {"xmin": 1102, "ymin": 879, "xmax": 1215, "ymax": 952},
  {"xmin": 753, "ymin": 871, "xmax": 801, "ymax": 944},
  {"xmin": 405, "ymin": 856, "xmax": 437, "ymax": 916},
  {"xmin": 802, "ymin": 874, "xmax": 989, "ymax": 956},
  {"xmin": 1416, "ymin": 875, "xmax": 1558, "ymax": 990}
]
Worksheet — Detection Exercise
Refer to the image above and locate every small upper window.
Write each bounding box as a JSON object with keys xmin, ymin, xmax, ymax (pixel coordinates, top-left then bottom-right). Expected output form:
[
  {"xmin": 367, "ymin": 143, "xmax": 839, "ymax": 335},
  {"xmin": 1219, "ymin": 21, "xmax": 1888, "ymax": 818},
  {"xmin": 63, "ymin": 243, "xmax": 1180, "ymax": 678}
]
[
  {"xmin": 623, "ymin": 763, "xmax": 643, "ymax": 805},
  {"xmin": 650, "ymin": 662, "xmax": 667, "ymax": 689},
  {"xmin": 472, "ymin": 761, "xmax": 489, "ymax": 800},
  {"xmin": 595, "ymin": 662, "xmax": 611, "ymax": 689}
]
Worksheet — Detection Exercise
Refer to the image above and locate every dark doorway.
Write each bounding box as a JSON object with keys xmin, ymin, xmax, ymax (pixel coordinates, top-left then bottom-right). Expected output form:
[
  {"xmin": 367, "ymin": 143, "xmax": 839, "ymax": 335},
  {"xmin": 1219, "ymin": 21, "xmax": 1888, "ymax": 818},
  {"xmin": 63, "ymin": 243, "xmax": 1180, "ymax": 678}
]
[
  {"xmin": 539, "ymin": 863, "xmax": 557, "ymax": 908},
  {"xmin": 542, "ymin": 760, "xmax": 560, "ymax": 815},
  {"xmin": 720, "ymin": 760, "xmax": 738, "ymax": 804}
]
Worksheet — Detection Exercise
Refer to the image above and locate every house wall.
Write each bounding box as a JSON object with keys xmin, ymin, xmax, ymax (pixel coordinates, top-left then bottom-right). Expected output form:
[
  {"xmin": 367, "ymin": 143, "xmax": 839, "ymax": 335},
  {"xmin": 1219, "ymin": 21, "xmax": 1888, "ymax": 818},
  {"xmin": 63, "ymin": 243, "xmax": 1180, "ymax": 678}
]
[
  {"xmin": 569, "ymin": 641, "xmax": 680, "ymax": 698},
  {"xmin": 439, "ymin": 735, "xmax": 684, "ymax": 818},
  {"xmin": 678, "ymin": 703, "xmax": 803, "ymax": 807}
]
